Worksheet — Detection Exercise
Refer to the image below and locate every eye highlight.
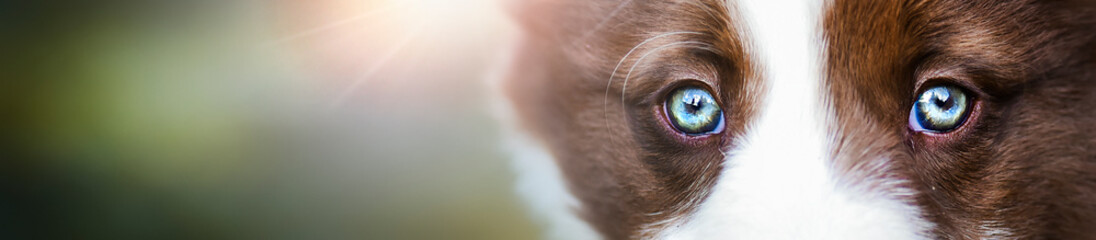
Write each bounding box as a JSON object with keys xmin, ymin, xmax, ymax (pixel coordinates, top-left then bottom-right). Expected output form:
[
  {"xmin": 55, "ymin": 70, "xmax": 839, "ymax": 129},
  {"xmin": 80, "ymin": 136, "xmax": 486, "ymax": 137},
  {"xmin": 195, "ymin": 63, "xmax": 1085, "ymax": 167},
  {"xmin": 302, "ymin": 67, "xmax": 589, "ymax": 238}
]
[
  {"xmin": 665, "ymin": 86, "xmax": 724, "ymax": 135},
  {"xmin": 909, "ymin": 84, "xmax": 971, "ymax": 133}
]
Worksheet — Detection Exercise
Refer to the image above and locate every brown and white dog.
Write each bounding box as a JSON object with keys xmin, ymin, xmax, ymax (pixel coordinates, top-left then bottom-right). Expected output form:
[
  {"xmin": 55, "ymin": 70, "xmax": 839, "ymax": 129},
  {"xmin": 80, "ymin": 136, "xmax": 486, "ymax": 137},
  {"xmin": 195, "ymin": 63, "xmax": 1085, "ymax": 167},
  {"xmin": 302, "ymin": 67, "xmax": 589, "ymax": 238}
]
[{"xmin": 497, "ymin": 0, "xmax": 1096, "ymax": 239}]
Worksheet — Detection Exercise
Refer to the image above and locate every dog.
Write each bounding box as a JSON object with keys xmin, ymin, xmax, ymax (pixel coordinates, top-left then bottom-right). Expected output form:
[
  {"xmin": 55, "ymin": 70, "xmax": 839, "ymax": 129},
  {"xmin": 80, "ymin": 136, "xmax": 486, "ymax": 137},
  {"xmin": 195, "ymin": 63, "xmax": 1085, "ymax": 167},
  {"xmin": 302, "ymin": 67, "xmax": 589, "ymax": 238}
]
[{"xmin": 497, "ymin": 0, "xmax": 1096, "ymax": 239}]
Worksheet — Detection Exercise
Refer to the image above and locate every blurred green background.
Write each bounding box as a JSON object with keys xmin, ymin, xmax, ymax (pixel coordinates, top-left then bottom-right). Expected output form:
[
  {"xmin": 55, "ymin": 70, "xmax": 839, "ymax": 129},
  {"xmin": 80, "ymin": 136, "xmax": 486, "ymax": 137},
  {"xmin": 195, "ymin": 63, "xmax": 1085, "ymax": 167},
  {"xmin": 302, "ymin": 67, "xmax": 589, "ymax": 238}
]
[{"xmin": 3, "ymin": 0, "xmax": 539, "ymax": 239}]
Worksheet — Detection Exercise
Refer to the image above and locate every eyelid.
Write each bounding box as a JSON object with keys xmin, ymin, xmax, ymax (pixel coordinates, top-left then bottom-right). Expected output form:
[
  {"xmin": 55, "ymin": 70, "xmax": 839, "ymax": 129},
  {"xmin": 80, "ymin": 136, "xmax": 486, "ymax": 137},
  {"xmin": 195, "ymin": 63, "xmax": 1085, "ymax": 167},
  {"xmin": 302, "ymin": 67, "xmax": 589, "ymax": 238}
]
[
  {"xmin": 912, "ymin": 65, "xmax": 988, "ymax": 102},
  {"xmin": 632, "ymin": 60, "xmax": 721, "ymax": 105},
  {"xmin": 653, "ymin": 78, "xmax": 721, "ymax": 106}
]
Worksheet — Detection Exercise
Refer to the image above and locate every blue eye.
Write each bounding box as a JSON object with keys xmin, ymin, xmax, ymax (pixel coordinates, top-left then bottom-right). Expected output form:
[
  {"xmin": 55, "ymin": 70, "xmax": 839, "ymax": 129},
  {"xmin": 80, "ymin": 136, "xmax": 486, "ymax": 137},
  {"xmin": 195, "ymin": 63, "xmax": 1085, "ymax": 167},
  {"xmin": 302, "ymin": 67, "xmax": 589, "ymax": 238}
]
[
  {"xmin": 909, "ymin": 85, "xmax": 971, "ymax": 133},
  {"xmin": 665, "ymin": 86, "xmax": 724, "ymax": 135}
]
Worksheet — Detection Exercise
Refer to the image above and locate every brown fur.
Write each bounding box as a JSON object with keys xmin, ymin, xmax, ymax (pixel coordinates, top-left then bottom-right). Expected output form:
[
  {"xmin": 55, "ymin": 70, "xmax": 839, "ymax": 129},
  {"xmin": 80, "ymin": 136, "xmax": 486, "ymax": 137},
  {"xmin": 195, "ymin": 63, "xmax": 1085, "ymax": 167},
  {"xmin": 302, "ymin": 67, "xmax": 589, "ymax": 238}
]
[
  {"xmin": 505, "ymin": 0, "xmax": 1096, "ymax": 239},
  {"xmin": 505, "ymin": 1, "xmax": 762, "ymax": 238},
  {"xmin": 824, "ymin": 0, "xmax": 1096, "ymax": 239}
]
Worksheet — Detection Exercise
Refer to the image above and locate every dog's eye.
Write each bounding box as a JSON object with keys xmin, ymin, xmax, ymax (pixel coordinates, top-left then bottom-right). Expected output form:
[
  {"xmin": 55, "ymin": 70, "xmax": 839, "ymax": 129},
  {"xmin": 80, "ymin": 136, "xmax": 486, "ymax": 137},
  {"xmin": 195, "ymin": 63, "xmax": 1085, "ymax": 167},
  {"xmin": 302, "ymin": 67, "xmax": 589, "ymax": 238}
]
[
  {"xmin": 909, "ymin": 85, "xmax": 971, "ymax": 133},
  {"xmin": 665, "ymin": 86, "xmax": 724, "ymax": 135}
]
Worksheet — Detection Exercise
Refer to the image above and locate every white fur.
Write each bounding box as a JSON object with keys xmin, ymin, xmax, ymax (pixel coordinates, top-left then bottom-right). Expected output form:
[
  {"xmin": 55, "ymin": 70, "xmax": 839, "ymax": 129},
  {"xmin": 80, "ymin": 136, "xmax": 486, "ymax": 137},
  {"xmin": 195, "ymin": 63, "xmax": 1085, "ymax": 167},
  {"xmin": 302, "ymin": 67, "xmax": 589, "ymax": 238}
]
[{"xmin": 656, "ymin": 0, "xmax": 931, "ymax": 239}]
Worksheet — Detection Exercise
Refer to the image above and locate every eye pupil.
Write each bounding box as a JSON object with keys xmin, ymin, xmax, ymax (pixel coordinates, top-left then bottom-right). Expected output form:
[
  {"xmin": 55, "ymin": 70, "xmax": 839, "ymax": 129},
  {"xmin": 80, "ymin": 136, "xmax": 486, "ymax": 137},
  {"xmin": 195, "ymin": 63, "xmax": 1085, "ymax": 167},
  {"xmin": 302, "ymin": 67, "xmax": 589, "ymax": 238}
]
[
  {"xmin": 665, "ymin": 86, "xmax": 724, "ymax": 135},
  {"xmin": 932, "ymin": 94, "xmax": 953, "ymax": 109},
  {"xmin": 684, "ymin": 96, "xmax": 703, "ymax": 112}
]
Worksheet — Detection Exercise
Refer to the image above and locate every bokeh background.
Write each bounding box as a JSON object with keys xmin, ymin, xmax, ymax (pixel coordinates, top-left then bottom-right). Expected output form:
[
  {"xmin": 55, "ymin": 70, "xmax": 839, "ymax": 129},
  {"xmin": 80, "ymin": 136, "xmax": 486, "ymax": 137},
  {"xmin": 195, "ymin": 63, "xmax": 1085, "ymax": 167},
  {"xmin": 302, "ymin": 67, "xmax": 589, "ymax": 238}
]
[{"xmin": 4, "ymin": 0, "xmax": 540, "ymax": 239}]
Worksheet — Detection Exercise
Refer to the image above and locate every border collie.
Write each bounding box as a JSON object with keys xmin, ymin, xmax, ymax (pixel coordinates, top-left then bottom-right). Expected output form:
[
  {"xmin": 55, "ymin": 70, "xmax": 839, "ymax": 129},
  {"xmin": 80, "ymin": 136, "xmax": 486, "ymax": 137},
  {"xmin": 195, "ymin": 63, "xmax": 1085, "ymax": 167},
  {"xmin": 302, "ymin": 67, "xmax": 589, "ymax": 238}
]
[{"xmin": 498, "ymin": 0, "xmax": 1096, "ymax": 239}]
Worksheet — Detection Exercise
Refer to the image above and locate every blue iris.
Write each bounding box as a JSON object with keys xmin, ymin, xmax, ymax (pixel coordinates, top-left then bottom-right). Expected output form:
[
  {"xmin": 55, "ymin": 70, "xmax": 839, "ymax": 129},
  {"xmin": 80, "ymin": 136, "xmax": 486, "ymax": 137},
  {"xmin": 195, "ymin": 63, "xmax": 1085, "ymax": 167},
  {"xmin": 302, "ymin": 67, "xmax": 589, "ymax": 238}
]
[
  {"xmin": 910, "ymin": 85, "xmax": 971, "ymax": 132},
  {"xmin": 666, "ymin": 86, "xmax": 724, "ymax": 135}
]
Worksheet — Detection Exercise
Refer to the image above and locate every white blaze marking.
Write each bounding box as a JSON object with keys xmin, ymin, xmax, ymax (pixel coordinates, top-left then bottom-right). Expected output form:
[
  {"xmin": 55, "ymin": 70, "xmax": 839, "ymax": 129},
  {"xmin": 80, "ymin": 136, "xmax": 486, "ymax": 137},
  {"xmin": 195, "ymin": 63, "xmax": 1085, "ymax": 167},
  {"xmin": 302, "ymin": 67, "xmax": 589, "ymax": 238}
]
[{"xmin": 656, "ymin": 0, "xmax": 930, "ymax": 239}]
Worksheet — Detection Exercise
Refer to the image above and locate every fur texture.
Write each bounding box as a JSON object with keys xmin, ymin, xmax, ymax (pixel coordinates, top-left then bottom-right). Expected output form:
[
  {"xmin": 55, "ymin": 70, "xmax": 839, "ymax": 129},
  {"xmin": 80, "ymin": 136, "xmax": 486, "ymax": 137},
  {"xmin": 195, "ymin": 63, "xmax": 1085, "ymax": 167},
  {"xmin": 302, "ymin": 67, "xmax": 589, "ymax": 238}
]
[{"xmin": 500, "ymin": 0, "xmax": 1096, "ymax": 239}]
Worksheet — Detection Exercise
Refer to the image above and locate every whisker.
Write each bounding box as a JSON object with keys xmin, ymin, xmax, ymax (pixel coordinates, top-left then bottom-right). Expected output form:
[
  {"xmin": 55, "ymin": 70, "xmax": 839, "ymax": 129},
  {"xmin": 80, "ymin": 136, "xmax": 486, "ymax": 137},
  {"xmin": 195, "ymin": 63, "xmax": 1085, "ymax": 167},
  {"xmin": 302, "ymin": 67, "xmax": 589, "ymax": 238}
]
[
  {"xmin": 259, "ymin": 1, "xmax": 410, "ymax": 47},
  {"xmin": 602, "ymin": 32, "xmax": 702, "ymax": 152},
  {"xmin": 326, "ymin": 19, "xmax": 429, "ymax": 110}
]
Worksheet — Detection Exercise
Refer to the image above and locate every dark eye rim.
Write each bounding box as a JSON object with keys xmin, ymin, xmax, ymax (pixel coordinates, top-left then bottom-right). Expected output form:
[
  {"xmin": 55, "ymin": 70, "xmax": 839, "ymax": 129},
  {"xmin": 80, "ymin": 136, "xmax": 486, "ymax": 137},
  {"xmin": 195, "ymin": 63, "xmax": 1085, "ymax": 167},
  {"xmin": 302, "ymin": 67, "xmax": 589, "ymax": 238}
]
[
  {"xmin": 654, "ymin": 80, "xmax": 726, "ymax": 142},
  {"xmin": 908, "ymin": 78, "xmax": 983, "ymax": 141}
]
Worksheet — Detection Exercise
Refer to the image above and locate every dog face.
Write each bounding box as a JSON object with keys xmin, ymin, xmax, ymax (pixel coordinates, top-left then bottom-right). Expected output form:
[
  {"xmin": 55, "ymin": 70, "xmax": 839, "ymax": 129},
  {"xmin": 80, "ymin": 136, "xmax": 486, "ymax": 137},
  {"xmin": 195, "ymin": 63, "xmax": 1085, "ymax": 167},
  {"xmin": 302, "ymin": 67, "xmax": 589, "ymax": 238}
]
[{"xmin": 500, "ymin": 0, "xmax": 1096, "ymax": 239}]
